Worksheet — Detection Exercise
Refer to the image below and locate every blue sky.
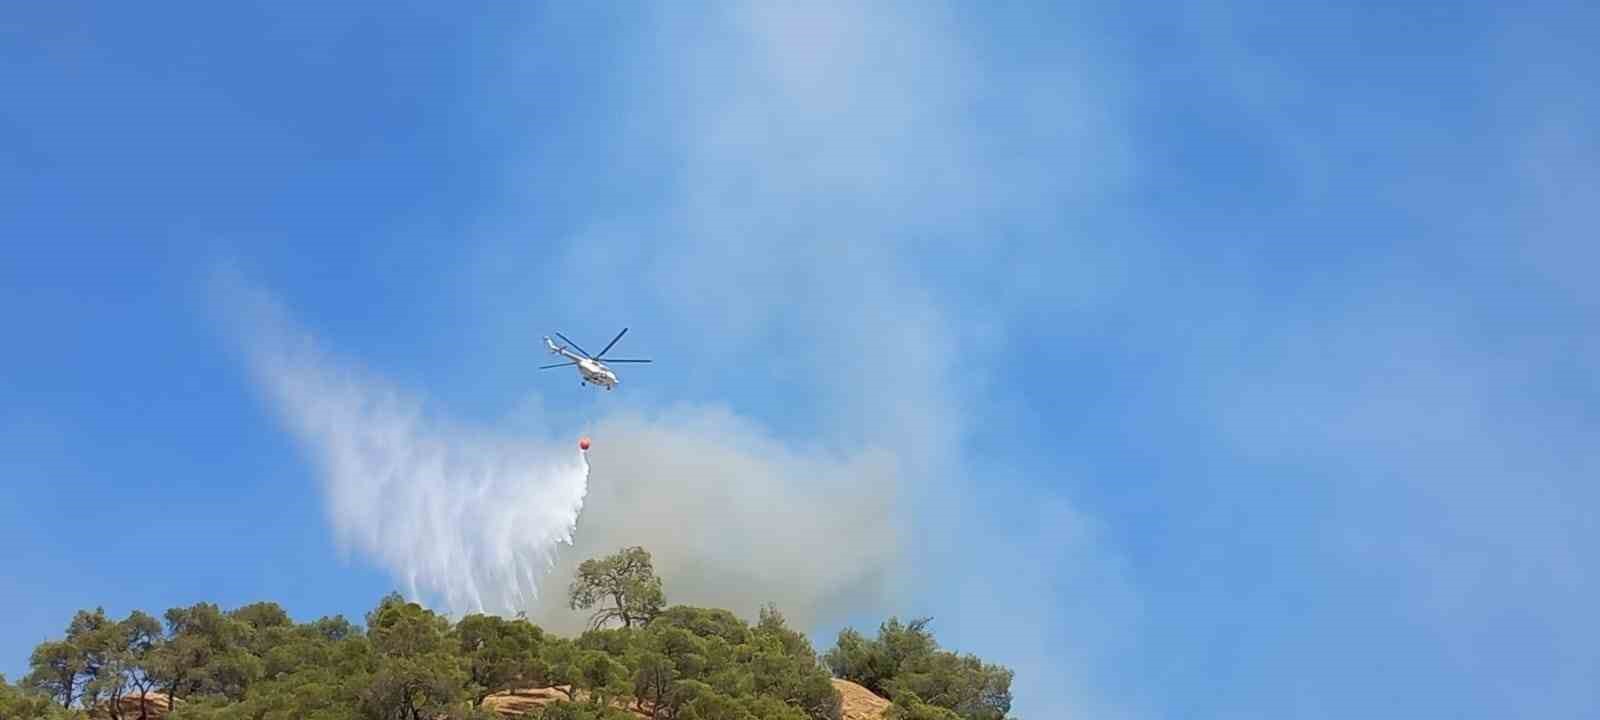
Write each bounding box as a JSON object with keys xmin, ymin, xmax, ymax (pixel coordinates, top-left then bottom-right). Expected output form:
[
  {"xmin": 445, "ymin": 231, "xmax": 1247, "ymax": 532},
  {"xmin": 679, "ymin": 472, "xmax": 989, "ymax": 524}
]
[{"xmin": 4, "ymin": 2, "xmax": 1598, "ymax": 718}]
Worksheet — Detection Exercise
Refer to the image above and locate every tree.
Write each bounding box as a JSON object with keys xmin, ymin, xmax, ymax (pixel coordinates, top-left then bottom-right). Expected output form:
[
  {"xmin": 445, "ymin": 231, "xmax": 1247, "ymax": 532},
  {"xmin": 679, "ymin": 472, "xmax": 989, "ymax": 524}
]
[
  {"xmin": 628, "ymin": 651, "xmax": 674, "ymax": 719},
  {"xmin": 577, "ymin": 652, "xmax": 628, "ymax": 709},
  {"xmin": 359, "ymin": 655, "xmax": 466, "ymax": 720},
  {"xmin": 574, "ymin": 628, "xmax": 634, "ymax": 659},
  {"xmin": 367, "ymin": 595, "xmax": 451, "ymax": 660},
  {"xmin": 824, "ymin": 618, "xmax": 934, "ymax": 697},
  {"xmin": 23, "ymin": 607, "xmax": 130, "ymax": 714},
  {"xmin": 676, "ymin": 687, "xmax": 754, "ymax": 720},
  {"xmin": 2, "ymin": 672, "xmax": 80, "ymax": 720},
  {"xmin": 362, "ymin": 595, "xmax": 467, "ymax": 720},
  {"xmin": 75, "ymin": 609, "xmax": 137, "ymax": 717},
  {"xmin": 16, "ymin": 576, "xmax": 1018, "ymax": 720},
  {"xmin": 229, "ymin": 602, "xmax": 292, "ymax": 632},
  {"xmin": 153, "ymin": 602, "xmax": 261, "ymax": 703},
  {"xmin": 229, "ymin": 602, "xmax": 294, "ymax": 658},
  {"xmin": 651, "ymin": 607, "xmax": 750, "ymax": 647},
  {"xmin": 825, "ymin": 618, "xmax": 1011, "ymax": 720},
  {"xmin": 22, "ymin": 641, "xmax": 82, "ymax": 709},
  {"xmin": 740, "ymin": 695, "xmax": 811, "ymax": 720},
  {"xmin": 113, "ymin": 611, "xmax": 165, "ymax": 720},
  {"xmin": 884, "ymin": 690, "xmax": 962, "ymax": 720},
  {"xmin": 309, "ymin": 615, "xmax": 359, "ymax": 642},
  {"xmin": 455, "ymin": 614, "xmax": 546, "ymax": 703},
  {"xmin": 536, "ymin": 703, "xmax": 632, "ymax": 720},
  {"xmin": 568, "ymin": 547, "xmax": 665, "ymax": 630},
  {"xmin": 889, "ymin": 651, "xmax": 1012, "ymax": 720},
  {"xmin": 229, "ymin": 630, "xmax": 375, "ymax": 720},
  {"xmin": 541, "ymin": 639, "xmax": 583, "ymax": 702},
  {"xmin": 69, "ymin": 609, "xmax": 118, "ymax": 711}
]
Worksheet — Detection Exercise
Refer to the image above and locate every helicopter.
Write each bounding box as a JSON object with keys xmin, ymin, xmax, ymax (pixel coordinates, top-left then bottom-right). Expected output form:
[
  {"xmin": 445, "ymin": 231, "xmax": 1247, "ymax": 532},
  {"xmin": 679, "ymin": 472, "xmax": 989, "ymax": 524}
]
[{"xmin": 541, "ymin": 328, "xmax": 651, "ymax": 390}]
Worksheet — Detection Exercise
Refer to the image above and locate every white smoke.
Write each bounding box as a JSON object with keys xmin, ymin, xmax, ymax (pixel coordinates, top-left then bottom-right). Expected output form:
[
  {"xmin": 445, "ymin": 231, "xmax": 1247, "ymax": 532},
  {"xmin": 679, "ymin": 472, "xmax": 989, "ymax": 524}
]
[
  {"xmin": 227, "ymin": 282, "xmax": 590, "ymax": 616},
  {"xmin": 526, "ymin": 407, "xmax": 903, "ymax": 634},
  {"xmin": 222, "ymin": 277, "xmax": 903, "ymax": 627}
]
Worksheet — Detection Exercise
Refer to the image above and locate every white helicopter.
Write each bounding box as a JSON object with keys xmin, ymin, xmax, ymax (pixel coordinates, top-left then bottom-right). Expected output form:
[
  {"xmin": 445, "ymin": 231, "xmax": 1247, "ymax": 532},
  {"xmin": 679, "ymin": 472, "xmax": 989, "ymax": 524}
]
[{"xmin": 541, "ymin": 328, "xmax": 652, "ymax": 390}]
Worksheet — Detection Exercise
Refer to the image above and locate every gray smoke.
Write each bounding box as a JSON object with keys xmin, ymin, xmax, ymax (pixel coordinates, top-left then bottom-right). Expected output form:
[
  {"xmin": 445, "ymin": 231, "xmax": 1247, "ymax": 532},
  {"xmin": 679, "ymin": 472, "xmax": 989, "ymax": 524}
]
[{"xmin": 528, "ymin": 407, "xmax": 903, "ymax": 633}]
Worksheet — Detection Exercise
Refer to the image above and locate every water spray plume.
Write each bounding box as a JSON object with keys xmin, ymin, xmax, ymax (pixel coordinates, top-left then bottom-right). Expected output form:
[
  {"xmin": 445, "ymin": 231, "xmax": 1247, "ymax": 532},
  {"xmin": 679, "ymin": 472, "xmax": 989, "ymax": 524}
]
[{"xmin": 231, "ymin": 286, "xmax": 588, "ymax": 616}]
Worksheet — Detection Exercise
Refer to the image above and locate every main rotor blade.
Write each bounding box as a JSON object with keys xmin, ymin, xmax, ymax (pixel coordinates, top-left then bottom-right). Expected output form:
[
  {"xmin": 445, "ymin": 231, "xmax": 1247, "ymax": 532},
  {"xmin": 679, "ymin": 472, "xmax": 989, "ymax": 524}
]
[
  {"xmin": 553, "ymin": 332, "xmax": 591, "ymax": 358},
  {"xmin": 602, "ymin": 359, "xmax": 652, "ymax": 363},
  {"xmin": 595, "ymin": 327, "xmax": 629, "ymax": 358},
  {"xmin": 538, "ymin": 361, "xmax": 577, "ymax": 369}
]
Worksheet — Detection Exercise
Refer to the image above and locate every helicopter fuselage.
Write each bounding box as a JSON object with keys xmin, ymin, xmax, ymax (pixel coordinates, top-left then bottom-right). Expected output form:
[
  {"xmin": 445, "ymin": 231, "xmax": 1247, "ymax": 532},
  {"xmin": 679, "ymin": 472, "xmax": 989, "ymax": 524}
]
[
  {"xmin": 545, "ymin": 338, "xmax": 620, "ymax": 389},
  {"xmin": 575, "ymin": 356, "xmax": 619, "ymax": 389}
]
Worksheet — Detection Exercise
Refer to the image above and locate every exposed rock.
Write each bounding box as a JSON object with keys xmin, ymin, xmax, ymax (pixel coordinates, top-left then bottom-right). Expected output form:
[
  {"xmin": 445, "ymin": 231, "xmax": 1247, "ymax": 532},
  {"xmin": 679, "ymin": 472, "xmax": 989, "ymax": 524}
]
[
  {"xmin": 833, "ymin": 678, "xmax": 891, "ymax": 720},
  {"xmin": 91, "ymin": 692, "xmax": 178, "ymax": 719},
  {"xmin": 480, "ymin": 681, "xmax": 891, "ymax": 719},
  {"xmin": 481, "ymin": 686, "xmax": 650, "ymax": 718}
]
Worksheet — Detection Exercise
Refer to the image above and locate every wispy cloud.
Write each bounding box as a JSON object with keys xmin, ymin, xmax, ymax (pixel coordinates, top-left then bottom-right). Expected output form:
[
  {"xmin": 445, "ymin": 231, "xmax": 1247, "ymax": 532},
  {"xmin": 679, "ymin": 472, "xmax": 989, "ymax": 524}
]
[{"xmin": 1088, "ymin": 5, "xmax": 1600, "ymax": 714}]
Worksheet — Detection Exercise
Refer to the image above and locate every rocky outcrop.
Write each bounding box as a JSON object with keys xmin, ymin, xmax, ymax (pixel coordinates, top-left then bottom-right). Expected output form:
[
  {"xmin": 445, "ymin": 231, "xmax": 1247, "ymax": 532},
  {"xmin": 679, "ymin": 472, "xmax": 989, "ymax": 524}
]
[
  {"xmin": 832, "ymin": 679, "xmax": 891, "ymax": 720},
  {"xmin": 91, "ymin": 692, "xmax": 178, "ymax": 719},
  {"xmin": 480, "ymin": 679, "xmax": 891, "ymax": 719}
]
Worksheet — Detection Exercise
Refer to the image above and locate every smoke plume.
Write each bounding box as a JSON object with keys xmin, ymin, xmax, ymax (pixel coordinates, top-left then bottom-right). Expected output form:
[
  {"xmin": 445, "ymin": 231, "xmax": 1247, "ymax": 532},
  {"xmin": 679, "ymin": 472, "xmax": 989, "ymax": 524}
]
[
  {"xmin": 528, "ymin": 407, "xmax": 903, "ymax": 633},
  {"xmin": 225, "ymin": 279, "xmax": 903, "ymax": 628}
]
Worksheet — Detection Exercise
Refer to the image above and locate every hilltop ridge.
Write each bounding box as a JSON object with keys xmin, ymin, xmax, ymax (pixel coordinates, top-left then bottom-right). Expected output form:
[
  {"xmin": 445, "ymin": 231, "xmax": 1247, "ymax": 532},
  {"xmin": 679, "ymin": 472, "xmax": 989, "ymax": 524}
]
[{"xmin": 6, "ymin": 547, "xmax": 1014, "ymax": 720}]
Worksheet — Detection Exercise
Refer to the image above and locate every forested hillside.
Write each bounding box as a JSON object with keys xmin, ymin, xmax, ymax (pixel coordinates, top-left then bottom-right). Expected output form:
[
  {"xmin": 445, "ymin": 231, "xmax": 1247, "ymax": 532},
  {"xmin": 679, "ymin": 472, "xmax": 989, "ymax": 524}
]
[{"xmin": 5, "ymin": 548, "xmax": 1014, "ymax": 720}]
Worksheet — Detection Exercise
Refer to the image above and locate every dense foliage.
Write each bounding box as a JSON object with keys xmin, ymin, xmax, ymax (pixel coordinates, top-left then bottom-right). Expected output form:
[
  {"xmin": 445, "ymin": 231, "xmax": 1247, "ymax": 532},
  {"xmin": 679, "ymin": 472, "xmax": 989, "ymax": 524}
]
[
  {"xmin": 12, "ymin": 547, "xmax": 1015, "ymax": 720},
  {"xmin": 2, "ymin": 673, "xmax": 84, "ymax": 720},
  {"xmin": 824, "ymin": 618, "xmax": 1012, "ymax": 720}
]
